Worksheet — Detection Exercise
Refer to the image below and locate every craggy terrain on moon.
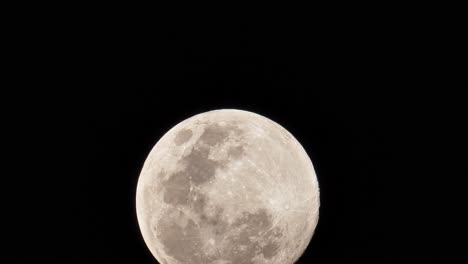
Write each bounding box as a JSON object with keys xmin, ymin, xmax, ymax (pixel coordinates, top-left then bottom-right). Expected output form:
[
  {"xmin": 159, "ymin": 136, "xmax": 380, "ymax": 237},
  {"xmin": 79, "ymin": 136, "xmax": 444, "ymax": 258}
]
[{"xmin": 136, "ymin": 110, "xmax": 319, "ymax": 264}]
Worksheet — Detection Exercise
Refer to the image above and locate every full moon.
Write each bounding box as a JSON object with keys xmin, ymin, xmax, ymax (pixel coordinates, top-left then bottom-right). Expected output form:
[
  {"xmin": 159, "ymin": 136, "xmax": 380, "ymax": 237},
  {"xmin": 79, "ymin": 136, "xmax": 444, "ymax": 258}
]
[{"xmin": 136, "ymin": 109, "xmax": 320, "ymax": 264}]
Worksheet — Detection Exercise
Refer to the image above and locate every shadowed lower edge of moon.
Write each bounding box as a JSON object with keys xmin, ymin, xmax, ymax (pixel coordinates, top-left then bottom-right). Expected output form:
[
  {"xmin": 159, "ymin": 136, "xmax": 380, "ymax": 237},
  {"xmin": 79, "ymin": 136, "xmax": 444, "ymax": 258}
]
[{"xmin": 144, "ymin": 121, "xmax": 308, "ymax": 264}]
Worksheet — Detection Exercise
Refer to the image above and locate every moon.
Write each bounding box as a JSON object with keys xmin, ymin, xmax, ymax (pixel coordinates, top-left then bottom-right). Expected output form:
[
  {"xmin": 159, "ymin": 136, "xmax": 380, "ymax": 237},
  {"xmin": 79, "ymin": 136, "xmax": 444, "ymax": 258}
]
[{"xmin": 136, "ymin": 109, "xmax": 320, "ymax": 264}]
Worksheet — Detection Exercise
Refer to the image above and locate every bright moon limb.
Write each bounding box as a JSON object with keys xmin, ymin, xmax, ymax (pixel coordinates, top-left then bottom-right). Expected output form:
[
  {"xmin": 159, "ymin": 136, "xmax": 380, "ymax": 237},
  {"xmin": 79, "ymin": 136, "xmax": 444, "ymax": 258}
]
[{"xmin": 136, "ymin": 109, "xmax": 320, "ymax": 264}]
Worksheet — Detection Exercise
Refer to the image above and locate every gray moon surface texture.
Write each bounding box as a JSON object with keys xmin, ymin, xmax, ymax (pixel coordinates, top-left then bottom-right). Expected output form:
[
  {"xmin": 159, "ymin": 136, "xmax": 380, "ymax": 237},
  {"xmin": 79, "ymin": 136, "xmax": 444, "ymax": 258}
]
[{"xmin": 136, "ymin": 109, "xmax": 320, "ymax": 264}]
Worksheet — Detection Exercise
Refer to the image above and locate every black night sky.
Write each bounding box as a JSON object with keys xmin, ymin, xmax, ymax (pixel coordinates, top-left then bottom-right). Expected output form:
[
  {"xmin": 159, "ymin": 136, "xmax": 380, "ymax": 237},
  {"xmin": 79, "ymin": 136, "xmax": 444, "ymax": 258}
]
[{"xmin": 3, "ymin": 8, "xmax": 466, "ymax": 264}]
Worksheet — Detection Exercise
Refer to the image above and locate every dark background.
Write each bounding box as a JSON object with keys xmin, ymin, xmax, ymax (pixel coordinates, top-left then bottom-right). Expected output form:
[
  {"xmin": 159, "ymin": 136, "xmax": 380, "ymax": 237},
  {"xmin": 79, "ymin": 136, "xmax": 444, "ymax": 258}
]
[{"xmin": 3, "ymin": 8, "xmax": 466, "ymax": 264}]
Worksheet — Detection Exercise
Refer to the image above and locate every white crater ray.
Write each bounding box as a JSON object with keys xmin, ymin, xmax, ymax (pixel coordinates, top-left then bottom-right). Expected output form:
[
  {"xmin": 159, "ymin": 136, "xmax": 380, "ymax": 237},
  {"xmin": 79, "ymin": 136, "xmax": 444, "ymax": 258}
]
[{"xmin": 136, "ymin": 109, "xmax": 320, "ymax": 264}]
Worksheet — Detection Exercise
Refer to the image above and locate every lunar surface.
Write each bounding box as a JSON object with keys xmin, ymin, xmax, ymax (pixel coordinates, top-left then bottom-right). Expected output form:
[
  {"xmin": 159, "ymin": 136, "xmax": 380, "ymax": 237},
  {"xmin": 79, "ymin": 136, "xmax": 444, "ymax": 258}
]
[{"xmin": 136, "ymin": 109, "xmax": 320, "ymax": 264}]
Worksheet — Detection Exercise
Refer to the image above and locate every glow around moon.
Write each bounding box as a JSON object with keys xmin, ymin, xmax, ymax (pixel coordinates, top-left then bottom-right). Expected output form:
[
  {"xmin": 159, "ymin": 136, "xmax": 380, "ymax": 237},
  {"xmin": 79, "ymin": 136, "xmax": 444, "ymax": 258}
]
[{"xmin": 136, "ymin": 109, "xmax": 320, "ymax": 264}]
